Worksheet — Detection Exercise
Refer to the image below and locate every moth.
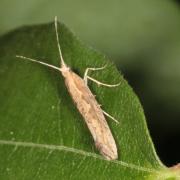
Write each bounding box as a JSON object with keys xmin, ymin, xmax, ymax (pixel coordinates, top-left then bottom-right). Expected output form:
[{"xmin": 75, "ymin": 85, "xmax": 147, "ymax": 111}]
[{"xmin": 16, "ymin": 17, "xmax": 120, "ymax": 160}]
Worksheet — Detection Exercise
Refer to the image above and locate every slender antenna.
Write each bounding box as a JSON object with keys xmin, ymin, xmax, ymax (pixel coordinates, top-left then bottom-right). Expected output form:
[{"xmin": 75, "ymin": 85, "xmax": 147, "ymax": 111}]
[
  {"xmin": 54, "ymin": 16, "xmax": 66, "ymax": 67},
  {"xmin": 16, "ymin": 55, "xmax": 61, "ymax": 72}
]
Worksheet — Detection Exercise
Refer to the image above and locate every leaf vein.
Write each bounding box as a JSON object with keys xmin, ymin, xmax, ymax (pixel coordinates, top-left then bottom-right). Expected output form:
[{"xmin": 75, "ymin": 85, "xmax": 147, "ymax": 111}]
[{"xmin": 0, "ymin": 139, "xmax": 161, "ymax": 174}]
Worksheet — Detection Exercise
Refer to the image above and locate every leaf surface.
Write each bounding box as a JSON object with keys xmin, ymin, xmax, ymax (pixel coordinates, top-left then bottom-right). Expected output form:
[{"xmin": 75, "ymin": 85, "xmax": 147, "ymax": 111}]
[{"xmin": 0, "ymin": 22, "xmax": 178, "ymax": 179}]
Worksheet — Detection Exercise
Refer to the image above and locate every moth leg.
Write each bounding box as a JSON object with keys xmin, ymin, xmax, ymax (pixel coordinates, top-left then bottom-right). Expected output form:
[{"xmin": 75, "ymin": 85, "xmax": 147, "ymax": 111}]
[
  {"xmin": 102, "ymin": 110, "xmax": 119, "ymax": 124},
  {"xmin": 86, "ymin": 76, "xmax": 120, "ymax": 87},
  {"xmin": 84, "ymin": 65, "xmax": 120, "ymax": 87},
  {"xmin": 84, "ymin": 65, "xmax": 107, "ymax": 85}
]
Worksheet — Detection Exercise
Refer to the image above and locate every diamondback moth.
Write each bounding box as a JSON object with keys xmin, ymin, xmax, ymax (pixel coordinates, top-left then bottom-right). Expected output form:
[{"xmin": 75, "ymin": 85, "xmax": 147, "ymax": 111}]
[{"xmin": 16, "ymin": 17, "xmax": 120, "ymax": 160}]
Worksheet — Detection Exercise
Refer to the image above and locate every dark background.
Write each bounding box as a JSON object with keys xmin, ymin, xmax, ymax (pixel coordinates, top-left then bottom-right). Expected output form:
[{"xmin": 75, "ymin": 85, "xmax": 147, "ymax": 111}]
[
  {"xmin": 0, "ymin": 0, "xmax": 179, "ymax": 166},
  {"xmin": 125, "ymin": 0, "xmax": 180, "ymax": 166}
]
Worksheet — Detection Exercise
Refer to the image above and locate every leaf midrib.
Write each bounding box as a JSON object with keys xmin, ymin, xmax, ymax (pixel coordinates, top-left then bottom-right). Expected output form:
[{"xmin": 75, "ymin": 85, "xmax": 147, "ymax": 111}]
[{"xmin": 0, "ymin": 139, "xmax": 160, "ymax": 174}]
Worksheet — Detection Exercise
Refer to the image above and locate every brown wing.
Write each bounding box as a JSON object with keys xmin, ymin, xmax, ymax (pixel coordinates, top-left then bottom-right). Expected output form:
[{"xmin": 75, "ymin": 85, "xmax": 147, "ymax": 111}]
[{"xmin": 64, "ymin": 70, "xmax": 118, "ymax": 160}]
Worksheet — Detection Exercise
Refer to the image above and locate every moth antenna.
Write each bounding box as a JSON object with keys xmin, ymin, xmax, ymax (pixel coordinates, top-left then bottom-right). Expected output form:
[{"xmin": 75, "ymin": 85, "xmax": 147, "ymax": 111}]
[
  {"xmin": 55, "ymin": 16, "xmax": 66, "ymax": 68},
  {"xmin": 16, "ymin": 55, "xmax": 61, "ymax": 72}
]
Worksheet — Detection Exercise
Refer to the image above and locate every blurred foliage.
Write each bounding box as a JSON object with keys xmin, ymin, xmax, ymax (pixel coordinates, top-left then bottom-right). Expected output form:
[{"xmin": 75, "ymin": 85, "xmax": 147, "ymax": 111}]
[{"xmin": 0, "ymin": 0, "xmax": 180, "ymax": 165}]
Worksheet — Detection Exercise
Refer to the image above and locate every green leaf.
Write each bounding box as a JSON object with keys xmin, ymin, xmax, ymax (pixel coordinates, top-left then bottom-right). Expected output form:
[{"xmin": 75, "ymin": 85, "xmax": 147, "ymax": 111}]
[{"xmin": 0, "ymin": 21, "xmax": 179, "ymax": 179}]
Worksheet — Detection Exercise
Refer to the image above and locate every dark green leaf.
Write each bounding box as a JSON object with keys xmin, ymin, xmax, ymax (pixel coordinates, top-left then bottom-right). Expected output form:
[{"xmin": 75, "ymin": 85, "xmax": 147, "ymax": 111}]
[{"xmin": 0, "ymin": 21, "xmax": 178, "ymax": 179}]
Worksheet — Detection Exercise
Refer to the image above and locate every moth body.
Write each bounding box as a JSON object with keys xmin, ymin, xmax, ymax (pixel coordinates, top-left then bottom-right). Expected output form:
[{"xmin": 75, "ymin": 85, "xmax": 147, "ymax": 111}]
[
  {"xmin": 16, "ymin": 16, "xmax": 119, "ymax": 160},
  {"xmin": 62, "ymin": 66, "xmax": 118, "ymax": 160}
]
